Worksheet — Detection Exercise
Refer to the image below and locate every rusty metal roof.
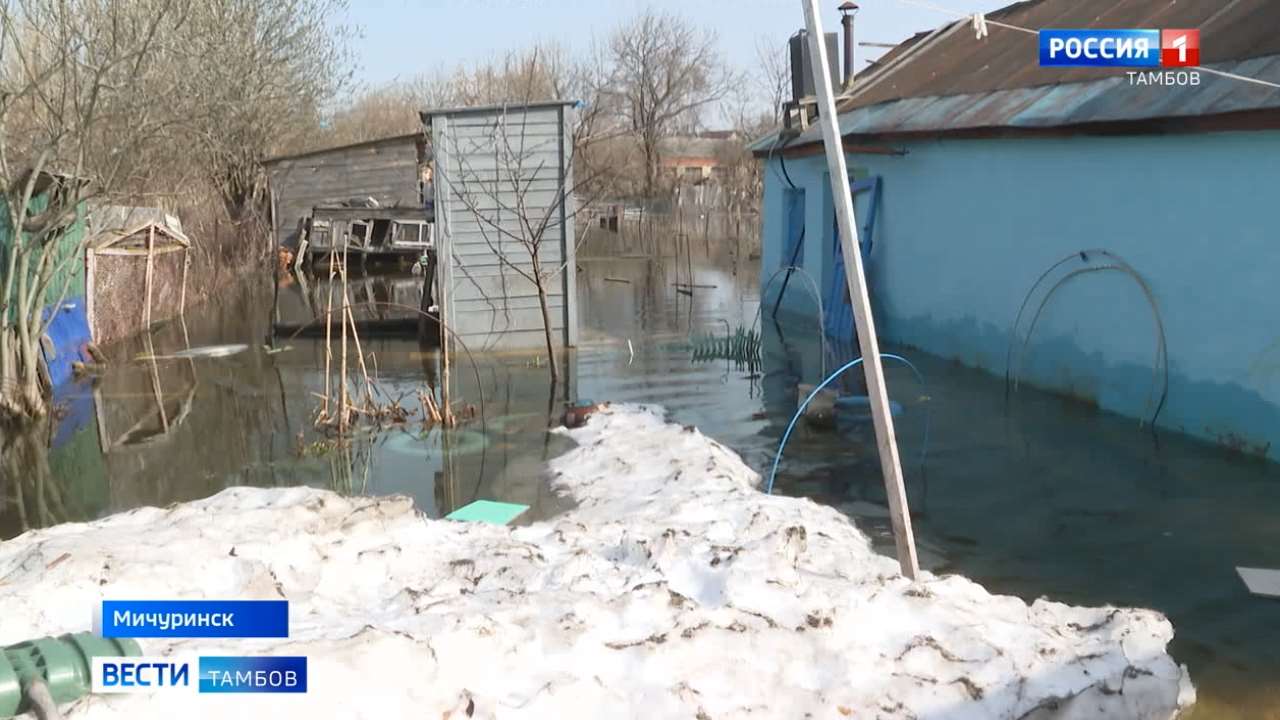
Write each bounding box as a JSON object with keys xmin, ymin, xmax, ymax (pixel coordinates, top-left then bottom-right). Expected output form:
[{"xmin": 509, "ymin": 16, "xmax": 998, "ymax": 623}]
[
  {"xmin": 847, "ymin": 0, "xmax": 1280, "ymax": 107},
  {"xmin": 752, "ymin": 0, "xmax": 1280, "ymax": 150}
]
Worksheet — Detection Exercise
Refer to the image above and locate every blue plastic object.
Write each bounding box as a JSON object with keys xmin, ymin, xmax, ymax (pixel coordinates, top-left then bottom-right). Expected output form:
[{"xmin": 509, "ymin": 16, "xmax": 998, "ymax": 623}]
[
  {"xmin": 765, "ymin": 353, "xmax": 929, "ymax": 495},
  {"xmin": 50, "ymin": 379, "xmax": 94, "ymax": 450},
  {"xmin": 834, "ymin": 395, "xmax": 904, "ymax": 421},
  {"xmin": 446, "ymin": 500, "xmax": 529, "ymax": 525},
  {"xmin": 39, "ymin": 297, "xmax": 91, "ymax": 388}
]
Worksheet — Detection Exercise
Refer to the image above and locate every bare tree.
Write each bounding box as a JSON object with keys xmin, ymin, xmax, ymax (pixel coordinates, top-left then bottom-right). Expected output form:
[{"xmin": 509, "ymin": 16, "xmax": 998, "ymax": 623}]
[
  {"xmin": 171, "ymin": 0, "xmax": 353, "ymax": 222},
  {"xmin": 607, "ymin": 9, "xmax": 735, "ymax": 199},
  {"xmin": 0, "ymin": 0, "xmax": 351, "ymax": 421},
  {"xmin": 0, "ymin": 0, "xmax": 187, "ymax": 420},
  {"xmin": 318, "ymin": 82, "xmax": 424, "ymax": 147},
  {"xmin": 755, "ymin": 34, "xmax": 791, "ymax": 127}
]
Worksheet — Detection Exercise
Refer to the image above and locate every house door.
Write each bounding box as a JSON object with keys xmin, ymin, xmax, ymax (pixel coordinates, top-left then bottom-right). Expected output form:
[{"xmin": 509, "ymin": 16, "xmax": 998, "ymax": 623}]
[{"xmin": 824, "ymin": 176, "xmax": 882, "ymax": 346}]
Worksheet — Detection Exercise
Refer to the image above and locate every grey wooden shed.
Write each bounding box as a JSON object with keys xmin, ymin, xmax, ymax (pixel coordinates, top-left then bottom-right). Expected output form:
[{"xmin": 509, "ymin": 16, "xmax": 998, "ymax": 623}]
[
  {"xmin": 422, "ymin": 101, "xmax": 578, "ymax": 352},
  {"xmin": 263, "ymin": 133, "xmax": 430, "ymax": 256}
]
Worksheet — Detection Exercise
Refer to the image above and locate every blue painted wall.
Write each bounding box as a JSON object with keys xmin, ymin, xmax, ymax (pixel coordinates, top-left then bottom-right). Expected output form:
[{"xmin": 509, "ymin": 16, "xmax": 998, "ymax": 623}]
[{"xmin": 761, "ymin": 129, "xmax": 1280, "ymax": 458}]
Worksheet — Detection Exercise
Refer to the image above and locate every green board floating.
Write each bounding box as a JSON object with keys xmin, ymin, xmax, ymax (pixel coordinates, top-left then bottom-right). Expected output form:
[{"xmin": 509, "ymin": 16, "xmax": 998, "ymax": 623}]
[{"xmin": 446, "ymin": 500, "xmax": 529, "ymax": 525}]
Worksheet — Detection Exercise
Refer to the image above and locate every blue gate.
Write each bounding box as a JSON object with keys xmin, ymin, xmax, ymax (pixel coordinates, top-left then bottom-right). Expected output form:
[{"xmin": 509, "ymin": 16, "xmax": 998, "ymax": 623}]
[{"xmin": 824, "ymin": 176, "xmax": 882, "ymax": 345}]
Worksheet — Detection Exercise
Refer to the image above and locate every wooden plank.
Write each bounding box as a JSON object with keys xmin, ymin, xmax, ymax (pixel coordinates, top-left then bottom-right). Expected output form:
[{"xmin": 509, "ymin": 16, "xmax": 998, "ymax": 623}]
[
  {"xmin": 85, "ymin": 248, "xmax": 97, "ymax": 341},
  {"xmin": 143, "ymin": 225, "xmax": 155, "ymax": 328},
  {"xmin": 179, "ymin": 248, "xmax": 189, "ymax": 316},
  {"xmin": 1238, "ymin": 567, "xmax": 1280, "ymax": 598},
  {"xmin": 803, "ymin": 0, "xmax": 919, "ymax": 580},
  {"xmin": 92, "ymin": 246, "xmax": 186, "ymax": 257}
]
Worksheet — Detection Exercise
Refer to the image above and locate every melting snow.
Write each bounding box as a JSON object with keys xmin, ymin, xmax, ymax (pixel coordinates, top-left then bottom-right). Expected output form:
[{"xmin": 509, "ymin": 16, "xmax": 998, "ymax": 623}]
[{"xmin": 0, "ymin": 404, "xmax": 1194, "ymax": 718}]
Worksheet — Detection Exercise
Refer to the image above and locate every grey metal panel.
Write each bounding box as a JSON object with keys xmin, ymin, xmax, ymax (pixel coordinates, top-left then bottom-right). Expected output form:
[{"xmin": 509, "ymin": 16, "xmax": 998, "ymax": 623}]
[
  {"xmin": 558, "ymin": 103, "xmax": 578, "ymax": 347},
  {"xmin": 430, "ymin": 102, "xmax": 576, "ymax": 352}
]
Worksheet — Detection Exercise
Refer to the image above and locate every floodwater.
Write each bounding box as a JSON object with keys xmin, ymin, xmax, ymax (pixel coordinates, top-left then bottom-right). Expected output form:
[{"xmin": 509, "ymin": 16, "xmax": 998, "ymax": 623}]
[{"xmin": 2, "ymin": 227, "xmax": 1278, "ymax": 718}]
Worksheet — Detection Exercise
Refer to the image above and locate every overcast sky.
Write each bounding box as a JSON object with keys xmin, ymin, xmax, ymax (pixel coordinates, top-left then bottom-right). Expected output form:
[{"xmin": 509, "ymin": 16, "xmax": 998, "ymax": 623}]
[{"xmin": 344, "ymin": 0, "xmax": 1013, "ymax": 91}]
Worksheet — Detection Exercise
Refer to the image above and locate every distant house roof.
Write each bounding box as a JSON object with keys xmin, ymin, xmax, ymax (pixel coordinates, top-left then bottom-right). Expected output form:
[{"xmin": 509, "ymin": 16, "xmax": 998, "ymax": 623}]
[
  {"xmin": 754, "ymin": 0, "xmax": 1280, "ymax": 152},
  {"xmin": 659, "ymin": 133, "xmax": 741, "ymax": 163},
  {"xmin": 262, "ymin": 132, "xmax": 423, "ymax": 166}
]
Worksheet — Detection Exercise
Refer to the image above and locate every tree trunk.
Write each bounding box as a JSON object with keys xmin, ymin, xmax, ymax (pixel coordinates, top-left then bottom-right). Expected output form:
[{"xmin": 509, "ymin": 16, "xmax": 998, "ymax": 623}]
[
  {"xmin": 642, "ymin": 136, "xmax": 659, "ymax": 200},
  {"xmin": 530, "ymin": 254, "xmax": 559, "ymax": 384}
]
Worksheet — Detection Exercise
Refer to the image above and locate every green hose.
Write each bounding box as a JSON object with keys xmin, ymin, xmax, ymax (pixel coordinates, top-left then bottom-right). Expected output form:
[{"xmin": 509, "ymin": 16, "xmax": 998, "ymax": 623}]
[{"xmin": 0, "ymin": 633, "xmax": 142, "ymax": 718}]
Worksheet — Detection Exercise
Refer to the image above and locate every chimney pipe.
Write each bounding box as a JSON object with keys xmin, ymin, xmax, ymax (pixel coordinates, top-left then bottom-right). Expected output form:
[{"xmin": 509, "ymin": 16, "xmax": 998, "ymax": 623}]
[{"xmin": 839, "ymin": 2, "xmax": 858, "ymax": 89}]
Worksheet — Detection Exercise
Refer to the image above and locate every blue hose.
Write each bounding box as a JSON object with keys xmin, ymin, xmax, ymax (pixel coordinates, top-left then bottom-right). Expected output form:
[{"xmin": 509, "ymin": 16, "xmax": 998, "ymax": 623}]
[{"xmin": 764, "ymin": 353, "xmax": 930, "ymax": 495}]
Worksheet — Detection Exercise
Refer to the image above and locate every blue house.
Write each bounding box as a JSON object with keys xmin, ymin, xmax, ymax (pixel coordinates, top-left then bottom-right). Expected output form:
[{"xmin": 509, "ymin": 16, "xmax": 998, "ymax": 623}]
[{"xmin": 755, "ymin": 0, "xmax": 1280, "ymax": 459}]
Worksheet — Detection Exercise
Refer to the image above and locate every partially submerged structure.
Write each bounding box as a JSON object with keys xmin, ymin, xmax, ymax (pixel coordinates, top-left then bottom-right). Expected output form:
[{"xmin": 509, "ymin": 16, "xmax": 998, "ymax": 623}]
[
  {"xmin": 0, "ymin": 171, "xmax": 91, "ymax": 389},
  {"xmin": 755, "ymin": 0, "xmax": 1280, "ymax": 459},
  {"xmin": 2, "ymin": 181, "xmax": 200, "ymax": 391},
  {"xmin": 263, "ymin": 133, "xmax": 432, "ymax": 260},
  {"xmin": 85, "ymin": 207, "xmax": 191, "ymax": 345},
  {"xmin": 423, "ymin": 101, "xmax": 579, "ymax": 351}
]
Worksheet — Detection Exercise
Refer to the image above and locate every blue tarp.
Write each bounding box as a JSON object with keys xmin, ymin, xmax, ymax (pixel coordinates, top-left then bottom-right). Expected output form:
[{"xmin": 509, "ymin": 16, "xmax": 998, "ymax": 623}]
[{"xmin": 41, "ymin": 296, "xmax": 91, "ymax": 388}]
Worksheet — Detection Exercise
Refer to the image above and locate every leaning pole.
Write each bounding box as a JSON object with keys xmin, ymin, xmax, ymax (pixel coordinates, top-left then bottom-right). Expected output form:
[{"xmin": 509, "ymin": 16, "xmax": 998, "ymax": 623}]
[{"xmin": 800, "ymin": 0, "xmax": 920, "ymax": 579}]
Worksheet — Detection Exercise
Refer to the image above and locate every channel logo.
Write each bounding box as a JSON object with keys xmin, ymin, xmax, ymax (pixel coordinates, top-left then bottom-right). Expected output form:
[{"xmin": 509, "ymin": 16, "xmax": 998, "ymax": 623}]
[
  {"xmin": 1040, "ymin": 29, "xmax": 1201, "ymax": 68},
  {"xmin": 91, "ymin": 657, "xmax": 193, "ymax": 694},
  {"xmin": 1162, "ymin": 29, "xmax": 1200, "ymax": 68},
  {"xmin": 91, "ymin": 656, "xmax": 307, "ymax": 694}
]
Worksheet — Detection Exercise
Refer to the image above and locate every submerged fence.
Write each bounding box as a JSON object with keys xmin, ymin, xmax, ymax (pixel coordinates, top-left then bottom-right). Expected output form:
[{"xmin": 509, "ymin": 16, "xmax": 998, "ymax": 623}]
[{"xmin": 581, "ymin": 200, "xmax": 761, "ymax": 261}]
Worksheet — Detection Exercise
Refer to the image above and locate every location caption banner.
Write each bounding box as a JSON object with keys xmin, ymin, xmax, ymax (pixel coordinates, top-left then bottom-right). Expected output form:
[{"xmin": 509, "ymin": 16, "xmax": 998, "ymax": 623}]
[{"xmin": 97, "ymin": 600, "xmax": 289, "ymax": 638}]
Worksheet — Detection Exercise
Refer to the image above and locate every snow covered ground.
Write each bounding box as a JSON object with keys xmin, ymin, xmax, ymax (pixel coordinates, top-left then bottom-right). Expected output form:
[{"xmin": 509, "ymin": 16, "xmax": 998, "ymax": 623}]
[{"xmin": 0, "ymin": 404, "xmax": 1194, "ymax": 718}]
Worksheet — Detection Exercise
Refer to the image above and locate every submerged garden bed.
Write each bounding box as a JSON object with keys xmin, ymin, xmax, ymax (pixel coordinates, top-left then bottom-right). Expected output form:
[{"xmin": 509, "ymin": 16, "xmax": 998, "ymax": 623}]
[{"xmin": 0, "ymin": 405, "xmax": 1194, "ymax": 718}]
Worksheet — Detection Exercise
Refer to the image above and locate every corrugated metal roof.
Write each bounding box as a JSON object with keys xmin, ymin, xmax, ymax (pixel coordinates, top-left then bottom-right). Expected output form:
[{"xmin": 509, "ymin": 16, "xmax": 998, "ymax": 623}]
[
  {"xmin": 419, "ymin": 100, "xmax": 578, "ymax": 124},
  {"xmin": 845, "ymin": 0, "xmax": 1280, "ymax": 108},
  {"xmin": 752, "ymin": 0, "xmax": 1280, "ymax": 150}
]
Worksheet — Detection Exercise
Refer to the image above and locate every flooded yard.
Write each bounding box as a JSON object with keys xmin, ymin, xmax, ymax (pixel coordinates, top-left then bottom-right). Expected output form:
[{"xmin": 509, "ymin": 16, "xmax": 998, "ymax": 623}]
[{"xmin": 2, "ymin": 230, "xmax": 1278, "ymax": 718}]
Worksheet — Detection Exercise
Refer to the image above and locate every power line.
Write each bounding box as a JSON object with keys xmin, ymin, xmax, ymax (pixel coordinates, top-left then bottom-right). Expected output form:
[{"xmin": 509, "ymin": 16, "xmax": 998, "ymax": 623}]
[
  {"xmin": 1196, "ymin": 65, "xmax": 1280, "ymax": 90},
  {"xmin": 885, "ymin": 0, "xmax": 1280, "ymax": 90}
]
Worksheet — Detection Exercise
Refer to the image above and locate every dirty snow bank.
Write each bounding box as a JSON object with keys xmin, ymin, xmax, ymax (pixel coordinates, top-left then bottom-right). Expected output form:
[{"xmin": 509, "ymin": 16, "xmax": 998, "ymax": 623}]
[{"xmin": 0, "ymin": 405, "xmax": 1193, "ymax": 719}]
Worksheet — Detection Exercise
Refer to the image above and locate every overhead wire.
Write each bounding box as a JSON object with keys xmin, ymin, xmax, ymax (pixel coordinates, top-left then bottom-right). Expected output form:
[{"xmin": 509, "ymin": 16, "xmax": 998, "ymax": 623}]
[{"xmin": 884, "ymin": 0, "xmax": 1280, "ymax": 90}]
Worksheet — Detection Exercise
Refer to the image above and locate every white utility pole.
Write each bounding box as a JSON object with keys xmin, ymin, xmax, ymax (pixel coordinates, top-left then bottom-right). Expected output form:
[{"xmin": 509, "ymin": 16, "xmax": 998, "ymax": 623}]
[{"xmin": 801, "ymin": 0, "xmax": 920, "ymax": 579}]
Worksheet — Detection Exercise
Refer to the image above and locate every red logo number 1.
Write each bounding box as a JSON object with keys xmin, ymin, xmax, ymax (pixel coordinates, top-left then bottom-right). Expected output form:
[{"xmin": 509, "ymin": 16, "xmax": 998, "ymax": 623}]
[{"xmin": 1161, "ymin": 29, "xmax": 1200, "ymax": 67}]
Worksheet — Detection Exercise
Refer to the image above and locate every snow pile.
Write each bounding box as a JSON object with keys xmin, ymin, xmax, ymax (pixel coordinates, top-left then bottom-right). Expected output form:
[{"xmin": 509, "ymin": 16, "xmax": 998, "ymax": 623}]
[{"xmin": 0, "ymin": 404, "xmax": 1194, "ymax": 719}]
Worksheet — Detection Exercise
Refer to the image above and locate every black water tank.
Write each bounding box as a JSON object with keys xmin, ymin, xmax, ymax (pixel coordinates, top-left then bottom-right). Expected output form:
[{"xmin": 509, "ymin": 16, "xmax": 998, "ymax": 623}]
[{"xmin": 789, "ymin": 31, "xmax": 840, "ymax": 103}]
